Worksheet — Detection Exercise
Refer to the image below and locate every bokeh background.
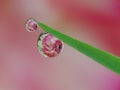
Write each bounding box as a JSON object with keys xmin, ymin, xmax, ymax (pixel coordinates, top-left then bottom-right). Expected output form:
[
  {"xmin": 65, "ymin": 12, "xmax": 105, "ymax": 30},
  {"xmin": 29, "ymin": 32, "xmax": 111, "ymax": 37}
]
[{"xmin": 0, "ymin": 0, "xmax": 120, "ymax": 90}]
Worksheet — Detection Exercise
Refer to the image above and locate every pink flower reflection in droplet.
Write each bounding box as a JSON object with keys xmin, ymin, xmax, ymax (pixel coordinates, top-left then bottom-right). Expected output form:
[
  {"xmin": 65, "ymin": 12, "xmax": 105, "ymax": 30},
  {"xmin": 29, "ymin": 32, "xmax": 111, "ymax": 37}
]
[
  {"xmin": 25, "ymin": 18, "xmax": 38, "ymax": 32},
  {"xmin": 37, "ymin": 33, "xmax": 64, "ymax": 58}
]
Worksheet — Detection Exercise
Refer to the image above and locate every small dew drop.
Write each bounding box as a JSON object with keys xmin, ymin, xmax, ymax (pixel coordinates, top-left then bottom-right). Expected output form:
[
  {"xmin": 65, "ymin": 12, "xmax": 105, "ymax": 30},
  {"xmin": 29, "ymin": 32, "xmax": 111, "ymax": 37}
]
[
  {"xmin": 37, "ymin": 33, "xmax": 64, "ymax": 58},
  {"xmin": 25, "ymin": 18, "xmax": 38, "ymax": 32}
]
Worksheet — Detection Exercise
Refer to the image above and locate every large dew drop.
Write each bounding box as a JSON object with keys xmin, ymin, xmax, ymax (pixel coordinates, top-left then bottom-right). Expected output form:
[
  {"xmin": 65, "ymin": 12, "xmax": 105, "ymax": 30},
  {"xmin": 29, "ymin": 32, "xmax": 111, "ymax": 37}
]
[{"xmin": 37, "ymin": 33, "xmax": 64, "ymax": 57}]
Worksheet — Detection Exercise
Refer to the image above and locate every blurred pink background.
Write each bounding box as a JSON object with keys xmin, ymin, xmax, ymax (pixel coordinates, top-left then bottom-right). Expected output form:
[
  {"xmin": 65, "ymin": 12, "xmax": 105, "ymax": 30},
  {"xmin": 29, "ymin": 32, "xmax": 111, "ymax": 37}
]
[{"xmin": 0, "ymin": 0, "xmax": 120, "ymax": 90}]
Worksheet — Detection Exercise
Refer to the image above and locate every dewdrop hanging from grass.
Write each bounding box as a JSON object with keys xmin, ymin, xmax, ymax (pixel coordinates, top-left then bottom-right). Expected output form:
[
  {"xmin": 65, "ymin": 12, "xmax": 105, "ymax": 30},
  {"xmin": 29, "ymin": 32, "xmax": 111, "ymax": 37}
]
[
  {"xmin": 25, "ymin": 18, "xmax": 64, "ymax": 58},
  {"xmin": 25, "ymin": 18, "xmax": 38, "ymax": 32},
  {"xmin": 25, "ymin": 18, "xmax": 120, "ymax": 75},
  {"xmin": 37, "ymin": 33, "xmax": 64, "ymax": 57}
]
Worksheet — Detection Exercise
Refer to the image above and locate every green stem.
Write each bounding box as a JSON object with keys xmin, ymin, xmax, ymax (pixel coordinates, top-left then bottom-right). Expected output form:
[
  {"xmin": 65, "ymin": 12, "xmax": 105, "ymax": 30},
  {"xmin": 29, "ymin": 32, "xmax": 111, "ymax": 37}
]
[{"xmin": 37, "ymin": 21, "xmax": 120, "ymax": 75}]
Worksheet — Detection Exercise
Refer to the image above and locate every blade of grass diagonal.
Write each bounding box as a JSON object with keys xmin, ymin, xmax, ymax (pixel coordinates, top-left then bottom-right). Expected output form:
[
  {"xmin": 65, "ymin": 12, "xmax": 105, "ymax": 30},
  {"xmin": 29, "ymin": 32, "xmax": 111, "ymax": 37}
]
[{"xmin": 37, "ymin": 21, "xmax": 120, "ymax": 74}]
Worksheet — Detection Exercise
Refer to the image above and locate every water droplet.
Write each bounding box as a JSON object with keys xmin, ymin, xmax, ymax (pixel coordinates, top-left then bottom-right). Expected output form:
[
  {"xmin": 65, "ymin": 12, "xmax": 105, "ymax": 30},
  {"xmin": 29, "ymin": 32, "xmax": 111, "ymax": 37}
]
[
  {"xmin": 37, "ymin": 33, "xmax": 64, "ymax": 57},
  {"xmin": 25, "ymin": 18, "xmax": 38, "ymax": 32}
]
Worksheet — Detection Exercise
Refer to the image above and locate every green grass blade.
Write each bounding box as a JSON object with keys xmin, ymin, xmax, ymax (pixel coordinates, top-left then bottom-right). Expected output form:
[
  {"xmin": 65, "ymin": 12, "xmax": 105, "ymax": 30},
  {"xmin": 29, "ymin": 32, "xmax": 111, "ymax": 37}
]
[{"xmin": 37, "ymin": 21, "xmax": 120, "ymax": 74}]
